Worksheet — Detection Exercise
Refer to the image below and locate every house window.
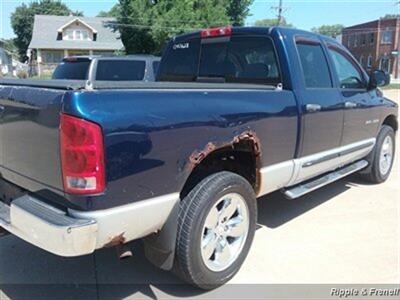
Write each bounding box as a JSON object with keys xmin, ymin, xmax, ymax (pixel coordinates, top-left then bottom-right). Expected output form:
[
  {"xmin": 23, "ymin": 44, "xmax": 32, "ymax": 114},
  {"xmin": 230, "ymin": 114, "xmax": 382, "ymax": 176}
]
[
  {"xmin": 42, "ymin": 50, "xmax": 64, "ymax": 63},
  {"xmin": 369, "ymin": 33, "xmax": 374, "ymax": 44},
  {"xmin": 63, "ymin": 29, "xmax": 90, "ymax": 41},
  {"xmin": 66, "ymin": 29, "xmax": 74, "ymax": 40},
  {"xmin": 347, "ymin": 35, "xmax": 354, "ymax": 48},
  {"xmin": 354, "ymin": 35, "xmax": 358, "ymax": 47},
  {"xmin": 381, "ymin": 30, "xmax": 392, "ymax": 44},
  {"xmin": 359, "ymin": 56, "xmax": 364, "ymax": 67},
  {"xmin": 367, "ymin": 55, "xmax": 373, "ymax": 68},
  {"xmin": 380, "ymin": 57, "xmax": 390, "ymax": 72},
  {"xmin": 360, "ymin": 34, "xmax": 366, "ymax": 46}
]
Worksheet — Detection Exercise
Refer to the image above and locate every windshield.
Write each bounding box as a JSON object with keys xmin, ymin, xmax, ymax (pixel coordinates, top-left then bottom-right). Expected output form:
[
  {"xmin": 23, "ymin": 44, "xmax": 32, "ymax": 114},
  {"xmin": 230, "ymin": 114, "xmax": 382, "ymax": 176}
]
[
  {"xmin": 158, "ymin": 35, "xmax": 281, "ymax": 86},
  {"xmin": 52, "ymin": 61, "xmax": 91, "ymax": 80}
]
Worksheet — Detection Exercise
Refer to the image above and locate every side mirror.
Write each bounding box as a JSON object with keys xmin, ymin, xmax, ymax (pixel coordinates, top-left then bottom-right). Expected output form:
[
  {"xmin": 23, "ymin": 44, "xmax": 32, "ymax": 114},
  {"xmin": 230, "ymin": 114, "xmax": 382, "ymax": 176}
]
[{"xmin": 368, "ymin": 70, "xmax": 390, "ymax": 90}]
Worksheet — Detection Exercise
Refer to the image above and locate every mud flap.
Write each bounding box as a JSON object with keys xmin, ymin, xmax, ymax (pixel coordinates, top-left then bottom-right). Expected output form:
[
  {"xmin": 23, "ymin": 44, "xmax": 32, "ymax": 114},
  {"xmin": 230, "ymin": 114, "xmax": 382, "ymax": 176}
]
[{"xmin": 143, "ymin": 200, "xmax": 179, "ymax": 270}]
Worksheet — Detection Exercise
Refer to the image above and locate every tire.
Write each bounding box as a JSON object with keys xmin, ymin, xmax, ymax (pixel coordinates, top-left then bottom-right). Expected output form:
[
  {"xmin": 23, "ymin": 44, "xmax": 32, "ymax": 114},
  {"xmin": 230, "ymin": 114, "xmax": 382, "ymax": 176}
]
[
  {"xmin": 174, "ymin": 171, "xmax": 257, "ymax": 290},
  {"xmin": 360, "ymin": 125, "xmax": 395, "ymax": 183}
]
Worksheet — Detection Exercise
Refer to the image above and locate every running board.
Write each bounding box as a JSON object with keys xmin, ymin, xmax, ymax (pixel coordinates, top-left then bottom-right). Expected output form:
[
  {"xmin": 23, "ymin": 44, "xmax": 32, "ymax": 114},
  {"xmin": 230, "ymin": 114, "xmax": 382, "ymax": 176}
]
[{"xmin": 283, "ymin": 160, "xmax": 368, "ymax": 199}]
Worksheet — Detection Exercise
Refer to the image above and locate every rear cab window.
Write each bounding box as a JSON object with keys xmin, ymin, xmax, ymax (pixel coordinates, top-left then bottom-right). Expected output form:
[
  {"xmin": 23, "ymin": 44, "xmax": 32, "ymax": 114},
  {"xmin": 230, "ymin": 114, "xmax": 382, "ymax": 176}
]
[
  {"xmin": 295, "ymin": 38, "xmax": 332, "ymax": 88},
  {"xmin": 52, "ymin": 60, "xmax": 91, "ymax": 80},
  {"xmin": 152, "ymin": 61, "xmax": 160, "ymax": 77},
  {"xmin": 96, "ymin": 60, "xmax": 146, "ymax": 81},
  {"xmin": 158, "ymin": 31, "xmax": 282, "ymax": 86}
]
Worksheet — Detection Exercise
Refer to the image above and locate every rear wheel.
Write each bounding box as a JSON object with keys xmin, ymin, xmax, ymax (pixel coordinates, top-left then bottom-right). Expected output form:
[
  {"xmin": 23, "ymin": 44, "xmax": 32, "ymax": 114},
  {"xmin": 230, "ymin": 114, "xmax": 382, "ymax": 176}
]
[
  {"xmin": 174, "ymin": 171, "xmax": 257, "ymax": 289},
  {"xmin": 360, "ymin": 125, "xmax": 395, "ymax": 183}
]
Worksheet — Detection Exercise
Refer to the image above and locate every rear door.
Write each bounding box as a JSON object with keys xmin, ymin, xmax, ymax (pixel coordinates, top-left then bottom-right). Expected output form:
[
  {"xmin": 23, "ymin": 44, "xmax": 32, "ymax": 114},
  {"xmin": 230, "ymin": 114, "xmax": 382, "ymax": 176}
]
[
  {"xmin": 294, "ymin": 36, "xmax": 344, "ymax": 157},
  {"xmin": 325, "ymin": 44, "xmax": 379, "ymax": 145}
]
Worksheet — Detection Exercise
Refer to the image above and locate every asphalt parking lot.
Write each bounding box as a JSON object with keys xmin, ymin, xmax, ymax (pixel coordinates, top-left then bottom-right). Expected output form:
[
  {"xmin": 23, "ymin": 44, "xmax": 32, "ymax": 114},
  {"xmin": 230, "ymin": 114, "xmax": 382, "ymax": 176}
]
[{"xmin": 0, "ymin": 90, "xmax": 398, "ymax": 299}]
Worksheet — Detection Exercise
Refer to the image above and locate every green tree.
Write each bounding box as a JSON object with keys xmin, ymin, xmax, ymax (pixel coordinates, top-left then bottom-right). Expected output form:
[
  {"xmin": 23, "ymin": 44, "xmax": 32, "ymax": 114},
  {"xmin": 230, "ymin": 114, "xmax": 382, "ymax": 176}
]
[
  {"xmin": 117, "ymin": 0, "xmax": 156, "ymax": 54},
  {"xmin": 226, "ymin": 0, "xmax": 253, "ymax": 26},
  {"xmin": 97, "ymin": 4, "xmax": 121, "ymax": 17},
  {"xmin": 255, "ymin": 17, "xmax": 293, "ymax": 27},
  {"xmin": 11, "ymin": 0, "xmax": 83, "ymax": 61},
  {"xmin": 117, "ymin": 0, "xmax": 230, "ymax": 55},
  {"xmin": 0, "ymin": 38, "xmax": 18, "ymax": 56},
  {"xmin": 311, "ymin": 24, "xmax": 344, "ymax": 38}
]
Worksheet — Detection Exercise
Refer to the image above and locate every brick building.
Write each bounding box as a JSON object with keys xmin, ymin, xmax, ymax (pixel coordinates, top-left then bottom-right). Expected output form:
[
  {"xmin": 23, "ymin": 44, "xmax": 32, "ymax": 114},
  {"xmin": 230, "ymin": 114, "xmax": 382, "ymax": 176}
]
[{"xmin": 342, "ymin": 18, "xmax": 400, "ymax": 79}]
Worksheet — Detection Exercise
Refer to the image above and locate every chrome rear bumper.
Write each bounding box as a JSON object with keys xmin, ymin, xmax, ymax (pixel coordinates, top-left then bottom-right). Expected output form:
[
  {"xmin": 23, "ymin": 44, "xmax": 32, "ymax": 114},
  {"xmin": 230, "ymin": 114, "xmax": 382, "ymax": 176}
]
[
  {"xmin": 0, "ymin": 195, "xmax": 97, "ymax": 256},
  {"xmin": 0, "ymin": 193, "xmax": 179, "ymax": 257}
]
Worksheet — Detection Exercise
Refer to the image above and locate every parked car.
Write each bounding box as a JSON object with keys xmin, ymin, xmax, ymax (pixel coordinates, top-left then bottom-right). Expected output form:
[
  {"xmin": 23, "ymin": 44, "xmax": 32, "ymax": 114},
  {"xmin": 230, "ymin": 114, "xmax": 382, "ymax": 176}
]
[
  {"xmin": 0, "ymin": 26, "xmax": 397, "ymax": 289},
  {"xmin": 52, "ymin": 55, "xmax": 161, "ymax": 82}
]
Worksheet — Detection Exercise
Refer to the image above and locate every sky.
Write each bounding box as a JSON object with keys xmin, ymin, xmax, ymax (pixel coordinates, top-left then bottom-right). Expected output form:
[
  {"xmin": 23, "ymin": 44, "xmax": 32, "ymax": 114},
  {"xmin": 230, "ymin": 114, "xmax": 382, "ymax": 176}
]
[{"xmin": 0, "ymin": 0, "xmax": 399, "ymax": 39}]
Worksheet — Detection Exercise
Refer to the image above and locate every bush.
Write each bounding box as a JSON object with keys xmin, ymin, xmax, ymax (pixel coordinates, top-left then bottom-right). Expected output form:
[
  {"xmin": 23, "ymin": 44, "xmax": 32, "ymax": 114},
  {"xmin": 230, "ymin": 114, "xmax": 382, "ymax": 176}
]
[{"xmin": 17, "ymin": 70, "xmax": 28, "ymax": 79}]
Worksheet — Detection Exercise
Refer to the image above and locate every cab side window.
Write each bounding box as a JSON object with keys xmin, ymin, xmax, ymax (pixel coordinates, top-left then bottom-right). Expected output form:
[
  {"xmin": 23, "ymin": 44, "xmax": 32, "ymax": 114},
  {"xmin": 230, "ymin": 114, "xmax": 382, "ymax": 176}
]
[
  {"xmin": 327, "ymin": 47, "xmax": 366, "ymax": 89},
  {"xmin": 296, "ymin": 41, "xmax": 332, "ymax": 88}
]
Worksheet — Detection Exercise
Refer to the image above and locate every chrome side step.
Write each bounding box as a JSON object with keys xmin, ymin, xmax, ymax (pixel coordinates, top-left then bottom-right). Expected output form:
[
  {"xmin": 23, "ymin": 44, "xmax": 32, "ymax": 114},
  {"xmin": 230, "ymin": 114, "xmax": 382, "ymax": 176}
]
[{"xmin": 283, "ymin": 160, "xmax": 368, "ymax": 199}]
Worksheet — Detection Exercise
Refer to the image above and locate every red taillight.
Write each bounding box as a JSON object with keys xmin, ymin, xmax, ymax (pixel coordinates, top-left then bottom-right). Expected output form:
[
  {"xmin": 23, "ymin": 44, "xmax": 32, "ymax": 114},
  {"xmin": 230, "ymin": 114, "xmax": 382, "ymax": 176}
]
[
  {"xmin": 60, "ymin": 114, "xmax": 105, "ymax": 195},
  {"xmin": 200, "ymin": 26, "xmax": 232, "ymax": 38}
]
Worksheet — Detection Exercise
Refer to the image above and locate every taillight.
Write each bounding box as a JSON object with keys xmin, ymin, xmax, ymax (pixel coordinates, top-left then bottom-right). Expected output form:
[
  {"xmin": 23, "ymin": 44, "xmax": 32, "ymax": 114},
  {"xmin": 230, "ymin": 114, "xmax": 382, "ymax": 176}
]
[
  {"xmin": 200, "ymin": 26, "xmax": 232, "ymax": 38},
  {"xmin": 60, "ymin": 114, "xmax": 105, "ymax": 195}
]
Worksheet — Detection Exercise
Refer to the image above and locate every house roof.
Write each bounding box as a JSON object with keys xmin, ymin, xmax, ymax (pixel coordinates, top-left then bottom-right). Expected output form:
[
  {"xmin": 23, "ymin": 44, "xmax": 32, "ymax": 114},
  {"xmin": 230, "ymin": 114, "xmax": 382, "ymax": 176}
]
[{"xmin": 28, "ymin": 15, "xmax": 124, "ymax": 50}]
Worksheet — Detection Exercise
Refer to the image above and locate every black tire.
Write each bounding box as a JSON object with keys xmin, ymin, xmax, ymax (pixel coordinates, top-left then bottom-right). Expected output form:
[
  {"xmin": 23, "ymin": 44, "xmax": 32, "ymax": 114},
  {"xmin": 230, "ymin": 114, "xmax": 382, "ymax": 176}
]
[
  {"xmin": 360, "ymin": 125, "xmax": 395, "ymax": 183},
  {"xmin": 174, "ymin": 171, "xmax": 257, "ymax": 290}
]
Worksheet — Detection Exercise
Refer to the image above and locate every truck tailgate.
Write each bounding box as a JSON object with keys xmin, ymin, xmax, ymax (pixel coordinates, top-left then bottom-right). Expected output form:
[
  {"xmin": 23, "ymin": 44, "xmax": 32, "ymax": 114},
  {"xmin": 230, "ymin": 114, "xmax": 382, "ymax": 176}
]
[{"xmin": 0, "ymin": 85, "xmax": 65, "ymax": 193}]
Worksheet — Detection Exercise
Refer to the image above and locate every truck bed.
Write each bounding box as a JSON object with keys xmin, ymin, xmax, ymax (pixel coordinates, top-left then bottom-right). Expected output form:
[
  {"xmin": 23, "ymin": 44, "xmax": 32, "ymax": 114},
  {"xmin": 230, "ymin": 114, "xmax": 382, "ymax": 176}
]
[{"xmin": 0, "ymin": 79, "xmax": 297, "ymax": 211}]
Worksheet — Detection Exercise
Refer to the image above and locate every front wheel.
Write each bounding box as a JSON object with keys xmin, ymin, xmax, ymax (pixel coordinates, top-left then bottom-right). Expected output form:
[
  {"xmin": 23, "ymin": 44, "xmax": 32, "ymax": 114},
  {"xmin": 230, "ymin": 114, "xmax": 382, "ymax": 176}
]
[
  {"xmin": 360, "ymin": 125, "xmax": 395, "ymax": 183},
  {"xmin": 174, "ymin": 171, "xmax": 257, "ymax": 289}
]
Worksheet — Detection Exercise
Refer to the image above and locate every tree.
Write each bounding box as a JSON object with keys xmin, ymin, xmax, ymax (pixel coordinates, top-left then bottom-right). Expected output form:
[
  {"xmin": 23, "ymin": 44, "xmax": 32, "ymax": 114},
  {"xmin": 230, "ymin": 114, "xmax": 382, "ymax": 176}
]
[
  {"xmin": 97, "ymin": 4, "xmax": 121, "ymax": 17},
  {"xmin": 255, "ymin": 17, "xmax": 293, "ymax": 27},
  {"xmin": 311, "ymin": 24, "xmax": 344, "ymax": 38},
  {"xmin": 117, "ymin": 0, "xmax": 156, "ymax": 54},
  {"xmin": 0, "ymin": 39, "xmax": 18, "ymax": 56},
  {"xmin": 117, "ymin": 0, "xmax": 230, "ymax": 55},
  {"xmin": 11, "ymin": 0, "xmax": 83, "ymax": 61},
  {"xmin": 226, "ymin": 0, "xmax": 253, "ymax": 26}
]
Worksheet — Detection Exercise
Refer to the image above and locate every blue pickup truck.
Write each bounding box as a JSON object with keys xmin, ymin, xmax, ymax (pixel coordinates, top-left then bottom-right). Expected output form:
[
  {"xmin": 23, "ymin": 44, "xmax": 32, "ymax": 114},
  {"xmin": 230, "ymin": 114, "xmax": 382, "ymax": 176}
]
[{"xmin": 0, "ymin": 26, "xmax": 397, "ymax": 289}]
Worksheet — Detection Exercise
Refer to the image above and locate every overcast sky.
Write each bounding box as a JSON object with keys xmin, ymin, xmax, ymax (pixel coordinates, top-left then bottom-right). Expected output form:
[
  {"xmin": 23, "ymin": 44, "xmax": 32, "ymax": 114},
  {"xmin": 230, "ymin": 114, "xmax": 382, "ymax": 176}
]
[{"xmin": 1, "ymin": 0, "xmax": 398, "ymax": 39}]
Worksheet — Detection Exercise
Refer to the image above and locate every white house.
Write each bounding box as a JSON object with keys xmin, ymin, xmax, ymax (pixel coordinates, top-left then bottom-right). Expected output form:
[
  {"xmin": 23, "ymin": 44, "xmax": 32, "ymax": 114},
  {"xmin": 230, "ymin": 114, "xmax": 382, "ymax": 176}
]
[{"xmin": 28, "ymin": 15, "xmax": 124, "ymax": 76}]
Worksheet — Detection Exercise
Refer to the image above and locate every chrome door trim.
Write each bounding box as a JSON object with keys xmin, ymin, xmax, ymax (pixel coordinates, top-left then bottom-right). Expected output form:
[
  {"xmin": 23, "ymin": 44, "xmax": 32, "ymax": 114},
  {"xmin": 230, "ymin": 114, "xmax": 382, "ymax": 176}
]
[
  {"xmin": 302, "ymin": 140, "xmax": 375, "ymax": 168},
  {"xmin": 257, "ymin": 138, "xmax": 376, "ymax": 197}
]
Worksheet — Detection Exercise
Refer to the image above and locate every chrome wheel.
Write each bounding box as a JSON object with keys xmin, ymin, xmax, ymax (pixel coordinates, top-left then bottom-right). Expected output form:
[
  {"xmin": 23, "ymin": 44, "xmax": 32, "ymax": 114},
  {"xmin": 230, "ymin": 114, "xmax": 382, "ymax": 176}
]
[
  {"xmin": 200, "ymin": 193, "xmax": 249, "ymax": 272},
  {"xmin": 379, "ymin": 135, "xmax": 393, "ymax": 176}
]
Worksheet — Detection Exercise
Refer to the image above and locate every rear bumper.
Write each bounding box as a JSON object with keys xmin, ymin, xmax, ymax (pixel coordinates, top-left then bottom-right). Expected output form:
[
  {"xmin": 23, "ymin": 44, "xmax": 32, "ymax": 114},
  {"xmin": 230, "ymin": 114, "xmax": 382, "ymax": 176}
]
[
  {"xmin": 0, "ymin": 193, "xmax": 179, "ymax": 257},
  {"xmin": 0, "ymin": 195, "xmax": 97, "ymax": 256}
]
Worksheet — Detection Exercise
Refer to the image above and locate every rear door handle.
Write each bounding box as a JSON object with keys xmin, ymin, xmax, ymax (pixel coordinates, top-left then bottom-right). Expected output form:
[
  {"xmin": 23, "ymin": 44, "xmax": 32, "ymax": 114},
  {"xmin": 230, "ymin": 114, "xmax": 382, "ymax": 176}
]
[
  {"xmin": 306, "ymin": 104, "xmax": 322, "ymax": 113},
  {"xmin": 344, "ymin": 101, "xmax": 358, "ymax": 109}
]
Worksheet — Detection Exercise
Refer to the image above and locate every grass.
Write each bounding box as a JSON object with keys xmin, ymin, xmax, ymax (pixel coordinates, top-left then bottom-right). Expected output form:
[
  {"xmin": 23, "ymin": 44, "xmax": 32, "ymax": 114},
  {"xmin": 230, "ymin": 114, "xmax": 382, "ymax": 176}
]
[
  {"xmin": 381, "ymin": 83, "xmax": 400, "ymax": 90},
  {"xmin": 28, "ymin": 75, "xmax": 52, "ymax": 80}
]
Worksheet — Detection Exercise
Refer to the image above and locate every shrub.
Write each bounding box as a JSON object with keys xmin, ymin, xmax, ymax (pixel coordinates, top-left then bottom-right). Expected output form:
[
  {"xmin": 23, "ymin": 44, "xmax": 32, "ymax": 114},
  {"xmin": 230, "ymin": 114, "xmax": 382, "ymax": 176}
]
[{"xmin": 17, "ymin": 69, "xmax": 28, "ymax": 79}]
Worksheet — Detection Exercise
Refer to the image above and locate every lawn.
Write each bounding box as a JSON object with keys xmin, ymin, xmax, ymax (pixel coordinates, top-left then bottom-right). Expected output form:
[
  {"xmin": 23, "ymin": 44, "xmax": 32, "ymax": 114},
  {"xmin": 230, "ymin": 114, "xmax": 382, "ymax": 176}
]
[{"xmin": 381, "ymin": 83, "xmax": 400, "ymax": 90}]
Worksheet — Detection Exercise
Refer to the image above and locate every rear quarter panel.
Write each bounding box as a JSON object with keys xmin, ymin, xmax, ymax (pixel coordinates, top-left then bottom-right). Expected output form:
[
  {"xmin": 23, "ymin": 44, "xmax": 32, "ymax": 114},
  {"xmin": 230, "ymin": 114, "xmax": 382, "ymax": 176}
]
[{"xmin": 63, "ymin": 89, "xmax": 298, "ymax": 210}]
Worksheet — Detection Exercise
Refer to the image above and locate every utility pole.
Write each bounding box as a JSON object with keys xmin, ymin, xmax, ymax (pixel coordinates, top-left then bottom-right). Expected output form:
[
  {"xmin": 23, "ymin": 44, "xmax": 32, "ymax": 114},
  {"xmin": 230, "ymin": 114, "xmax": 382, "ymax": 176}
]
[
  {"xmin": 271, "ymin": 0, "xmax": 288, "ymax": 26},
  {"xmin": 277, "ymin": 0, "xmax": 283, "ymax": 26}
]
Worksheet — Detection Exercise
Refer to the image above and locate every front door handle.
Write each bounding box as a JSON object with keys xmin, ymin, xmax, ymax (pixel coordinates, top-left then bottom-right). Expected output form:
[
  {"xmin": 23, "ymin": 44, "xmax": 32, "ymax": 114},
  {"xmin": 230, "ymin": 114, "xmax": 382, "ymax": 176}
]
[
  {"xmin": 344, "ymin": 101, "xmax": 358, "ymax": 109},
  {"xmin": 306, "ymin": 104, "xmax": 322, "ymax": 113}
]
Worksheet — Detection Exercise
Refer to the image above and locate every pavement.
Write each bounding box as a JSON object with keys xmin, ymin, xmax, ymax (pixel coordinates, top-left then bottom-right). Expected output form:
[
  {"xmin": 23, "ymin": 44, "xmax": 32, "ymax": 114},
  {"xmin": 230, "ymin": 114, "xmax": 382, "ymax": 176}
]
[{"xmin": 0, "ymin": 90, "xmax": 399, "ymax": 299}]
